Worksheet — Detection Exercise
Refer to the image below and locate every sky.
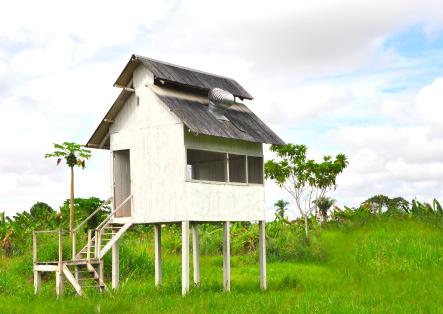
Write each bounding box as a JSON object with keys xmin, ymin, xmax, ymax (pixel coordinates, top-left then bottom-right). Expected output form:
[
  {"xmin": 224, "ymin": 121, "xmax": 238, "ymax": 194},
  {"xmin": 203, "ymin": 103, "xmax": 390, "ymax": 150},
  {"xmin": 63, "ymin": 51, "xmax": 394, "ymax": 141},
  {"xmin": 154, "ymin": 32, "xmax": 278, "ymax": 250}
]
[{"xmin": 1, "ymin": 0, "xmax": 443, "ymax": 219}]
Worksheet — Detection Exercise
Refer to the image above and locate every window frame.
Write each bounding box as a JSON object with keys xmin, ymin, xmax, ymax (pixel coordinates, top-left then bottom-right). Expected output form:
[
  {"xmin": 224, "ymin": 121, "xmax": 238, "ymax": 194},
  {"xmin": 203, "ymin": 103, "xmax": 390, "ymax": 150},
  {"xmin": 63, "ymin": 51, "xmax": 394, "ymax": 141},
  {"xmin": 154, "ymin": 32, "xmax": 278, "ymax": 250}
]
[{"xmin": 185, "ymin": 147, "xmax": 264, "ymax": 186}]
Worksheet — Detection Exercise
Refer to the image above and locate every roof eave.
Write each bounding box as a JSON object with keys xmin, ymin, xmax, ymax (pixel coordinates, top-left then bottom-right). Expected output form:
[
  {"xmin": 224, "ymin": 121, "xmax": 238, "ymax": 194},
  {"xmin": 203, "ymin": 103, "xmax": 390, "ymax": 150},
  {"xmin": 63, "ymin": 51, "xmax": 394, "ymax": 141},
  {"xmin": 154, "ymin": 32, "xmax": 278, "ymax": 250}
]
[
  {"xmin": 114, "ymin": 54, "xmax": 139, "ymax": 87},
  {"xmin": 86, "ymin": 89, "xmax": 133, "ymax": 149}
]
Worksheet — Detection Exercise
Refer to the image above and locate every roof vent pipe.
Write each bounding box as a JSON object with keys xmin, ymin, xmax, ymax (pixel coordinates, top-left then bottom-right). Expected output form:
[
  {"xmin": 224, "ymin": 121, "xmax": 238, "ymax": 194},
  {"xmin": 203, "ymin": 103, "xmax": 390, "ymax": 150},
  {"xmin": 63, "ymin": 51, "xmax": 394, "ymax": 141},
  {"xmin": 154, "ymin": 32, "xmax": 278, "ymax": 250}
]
[{"xmin": 208, "ymin": 88, "xmax": 235, "ymax": 121}]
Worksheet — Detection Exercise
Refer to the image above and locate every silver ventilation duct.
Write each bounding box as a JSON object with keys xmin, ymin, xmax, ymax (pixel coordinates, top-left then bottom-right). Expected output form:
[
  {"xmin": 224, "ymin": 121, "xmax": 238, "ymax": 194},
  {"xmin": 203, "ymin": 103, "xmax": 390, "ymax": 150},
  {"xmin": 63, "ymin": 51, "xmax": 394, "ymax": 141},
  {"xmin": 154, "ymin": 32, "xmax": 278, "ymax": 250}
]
[{"xmin": 208, "ymin": 88, "xmax": 235, "ymax": 121}]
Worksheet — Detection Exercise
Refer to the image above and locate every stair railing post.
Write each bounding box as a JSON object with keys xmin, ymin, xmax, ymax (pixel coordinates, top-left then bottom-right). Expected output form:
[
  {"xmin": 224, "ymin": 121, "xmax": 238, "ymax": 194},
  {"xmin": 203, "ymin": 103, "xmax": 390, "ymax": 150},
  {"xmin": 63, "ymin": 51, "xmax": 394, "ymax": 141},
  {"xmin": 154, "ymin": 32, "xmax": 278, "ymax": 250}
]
[
  {"xmin": 58, "ymin": 229, "xmax": 63, "ymax": 265},
  {"xmin": 87, "ymin": 230, "xmax": 92, "ymax": 261},
  {"xmin": 72, "ymin": 230, "xmax": 76, "ymax": 259},
  {"xmin": 96, "ymin": 229, "xmax": 102, "ymax": 258},
  {"xmin": 56, "ymin": 229, "xmax": 64, "ymax": 297},
  {"xmin": 33, "ymin": 230, "xmax": 42, "ymax": 294},
  {"xmin": 32, "ymin": 231, "xmax": 37, "ymax": 264}
]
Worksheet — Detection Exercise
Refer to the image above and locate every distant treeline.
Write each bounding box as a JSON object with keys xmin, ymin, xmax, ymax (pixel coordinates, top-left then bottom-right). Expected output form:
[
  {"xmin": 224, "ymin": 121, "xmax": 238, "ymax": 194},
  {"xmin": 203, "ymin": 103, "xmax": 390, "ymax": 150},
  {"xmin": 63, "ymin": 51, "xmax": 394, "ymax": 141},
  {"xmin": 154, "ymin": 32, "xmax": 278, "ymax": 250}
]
[{"xmin": 0, "ymin": 195, "xmax": 442, "ymax": 258}]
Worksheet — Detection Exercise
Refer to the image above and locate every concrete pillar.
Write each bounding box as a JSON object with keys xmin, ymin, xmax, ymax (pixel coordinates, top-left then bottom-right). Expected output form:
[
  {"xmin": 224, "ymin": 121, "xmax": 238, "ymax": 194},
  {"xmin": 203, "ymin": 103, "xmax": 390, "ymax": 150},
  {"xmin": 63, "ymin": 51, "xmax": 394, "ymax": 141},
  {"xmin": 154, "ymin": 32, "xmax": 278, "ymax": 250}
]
[
  {"xmin": 154, "ymin": 224, "xmax": 162, "ymax": 287},
  {"xmin": 182, "ymin": 221, "xmax": 190, "ymax": 295},
  {"xmin": 259, "ymin": 220, "xmax": 267, "ymax": 290},
  {"xmin": 192, "ymin": 223, "xmax": 200, "ymax": 286},
  {"xmin": 223, "ymin": 221, "xmax": 230, "ymax": 292},
  {"xmin": 112, "ymin": 230, "xmax": 119, "ymax": 289},
  {"xmin": 34, "ymin": 271, "xmax": 41, "ymax": 294}
]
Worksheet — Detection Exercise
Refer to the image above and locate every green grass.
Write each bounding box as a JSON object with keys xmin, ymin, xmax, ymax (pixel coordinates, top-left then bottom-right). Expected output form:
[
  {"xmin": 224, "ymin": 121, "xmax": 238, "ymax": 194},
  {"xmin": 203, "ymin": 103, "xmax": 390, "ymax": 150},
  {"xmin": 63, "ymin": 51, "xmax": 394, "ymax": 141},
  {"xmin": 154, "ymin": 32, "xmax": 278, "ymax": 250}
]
[{"xmin": 0, "ymin": 217, "xmax": 442, "ymax": 313}]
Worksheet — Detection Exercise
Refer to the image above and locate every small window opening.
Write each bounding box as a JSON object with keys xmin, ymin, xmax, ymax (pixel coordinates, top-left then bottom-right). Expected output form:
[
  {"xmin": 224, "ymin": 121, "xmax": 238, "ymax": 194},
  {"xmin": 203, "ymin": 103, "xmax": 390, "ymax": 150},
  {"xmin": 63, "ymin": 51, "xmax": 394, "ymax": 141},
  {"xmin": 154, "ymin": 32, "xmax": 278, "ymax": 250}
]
[
  {"xmin": 229, "ymin": 154, "xmax": 246, "ymax": 183},
  {"xmin": 247, "ymin": 156, "xmax": 263, "ymax": 184},
  {"xmin": 187, "ymin": 149, "xmax": 226, "ymax": 182}
]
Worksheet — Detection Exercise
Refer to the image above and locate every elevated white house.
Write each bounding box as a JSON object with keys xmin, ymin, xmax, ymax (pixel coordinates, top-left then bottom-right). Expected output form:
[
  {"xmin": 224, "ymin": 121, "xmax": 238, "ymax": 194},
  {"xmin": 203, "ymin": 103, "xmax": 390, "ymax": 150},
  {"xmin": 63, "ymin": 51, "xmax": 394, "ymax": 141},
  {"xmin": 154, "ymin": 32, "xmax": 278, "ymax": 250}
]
[{"xmin": 33, "ymin": 54, "xmax": 284, "ymax": 296}]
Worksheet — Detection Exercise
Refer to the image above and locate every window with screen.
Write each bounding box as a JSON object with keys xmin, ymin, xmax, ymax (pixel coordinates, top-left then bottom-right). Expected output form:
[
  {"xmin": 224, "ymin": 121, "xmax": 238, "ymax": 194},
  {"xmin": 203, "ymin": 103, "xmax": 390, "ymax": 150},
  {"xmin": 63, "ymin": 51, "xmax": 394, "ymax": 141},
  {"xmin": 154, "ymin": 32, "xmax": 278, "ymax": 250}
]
[
  {"xmin": 187, "ymin": 149, "xmax": 226, "ymax": 182},
  {"xmin": 228, "ymin": 154, "xmax": 246, "ymax": 183},
  {"xmin": 187, "ymin": 149, "xmax": 263, "ymax": 185},
  {"xmin": 247, "ymin": 156, "xmax": 263, "ymax": 184}
]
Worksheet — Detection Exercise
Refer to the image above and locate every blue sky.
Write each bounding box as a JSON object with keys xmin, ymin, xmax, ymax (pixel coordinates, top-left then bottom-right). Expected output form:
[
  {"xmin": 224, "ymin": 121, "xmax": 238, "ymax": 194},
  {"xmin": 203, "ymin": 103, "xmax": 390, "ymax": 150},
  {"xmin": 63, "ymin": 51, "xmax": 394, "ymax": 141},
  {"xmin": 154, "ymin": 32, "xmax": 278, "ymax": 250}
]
[{"xmin": 1, "ymin": 0, "xmax": 443, "ymax": 219}]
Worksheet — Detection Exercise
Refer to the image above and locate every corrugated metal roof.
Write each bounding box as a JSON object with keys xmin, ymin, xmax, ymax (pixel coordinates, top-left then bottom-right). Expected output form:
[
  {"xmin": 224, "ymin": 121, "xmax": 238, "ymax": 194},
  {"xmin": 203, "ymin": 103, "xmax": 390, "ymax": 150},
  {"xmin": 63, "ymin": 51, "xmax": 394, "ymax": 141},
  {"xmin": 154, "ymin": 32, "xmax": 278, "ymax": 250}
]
[
  {"xmin": 115, "ymin": 54, "xmax": 253, "ymax": 100},
  {"xmin": 157, "ymin": 94, "xmax": 285, "ymax": 145}
]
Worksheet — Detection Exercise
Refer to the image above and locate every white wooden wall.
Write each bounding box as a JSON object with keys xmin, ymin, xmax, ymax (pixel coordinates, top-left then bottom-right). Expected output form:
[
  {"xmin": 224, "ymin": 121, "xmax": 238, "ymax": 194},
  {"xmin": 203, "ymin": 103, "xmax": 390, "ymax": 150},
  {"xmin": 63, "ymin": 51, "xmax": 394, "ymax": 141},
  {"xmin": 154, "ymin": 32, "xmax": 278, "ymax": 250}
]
[
  {"xmin": 109, "ymin": 64, "xmax": 265, "ymax": 223},
  {"xmin": 184, "ymin": 133, "xmax": 265, "ymax": 221}
]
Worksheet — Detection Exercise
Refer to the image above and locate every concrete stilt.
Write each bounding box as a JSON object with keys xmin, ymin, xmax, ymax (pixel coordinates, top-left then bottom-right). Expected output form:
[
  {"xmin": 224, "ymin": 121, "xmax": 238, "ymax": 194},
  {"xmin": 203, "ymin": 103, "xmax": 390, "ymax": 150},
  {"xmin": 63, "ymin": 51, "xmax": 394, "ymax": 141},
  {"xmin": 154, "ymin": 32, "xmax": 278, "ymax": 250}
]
[
  {"xmin": 259, "ymin": 220, "xmax": 267, "ymax": 290},
  {"xmin": 154, "ymin": 224, "xmax": 162, "ymax": 287},
  {"xmin": 34, "ymin": 271, "xmax": 41, "ymax": 294},
  {"xmin": 192, "ymin": 223, "xmax": 200, "ymax": 286},
  {"xmin": 182, "ymin": 221, "xmax": 190, "ymax": 295},
  {"xmin": 112, "ymin": 230, "xmax": 119, "ymax": 289},
  {"xmin": 223, "ymin": 221, "xmax": 230, "ymax": 292}
]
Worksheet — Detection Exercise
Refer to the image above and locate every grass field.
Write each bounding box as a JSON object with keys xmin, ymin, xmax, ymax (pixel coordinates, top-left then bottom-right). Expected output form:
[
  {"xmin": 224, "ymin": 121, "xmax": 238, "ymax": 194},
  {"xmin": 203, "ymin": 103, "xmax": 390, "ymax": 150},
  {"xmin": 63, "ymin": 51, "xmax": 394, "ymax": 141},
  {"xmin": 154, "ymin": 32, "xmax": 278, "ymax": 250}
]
[{"xmin": 1, "ymin": 217, "xmax": 442, "ymax": 313}]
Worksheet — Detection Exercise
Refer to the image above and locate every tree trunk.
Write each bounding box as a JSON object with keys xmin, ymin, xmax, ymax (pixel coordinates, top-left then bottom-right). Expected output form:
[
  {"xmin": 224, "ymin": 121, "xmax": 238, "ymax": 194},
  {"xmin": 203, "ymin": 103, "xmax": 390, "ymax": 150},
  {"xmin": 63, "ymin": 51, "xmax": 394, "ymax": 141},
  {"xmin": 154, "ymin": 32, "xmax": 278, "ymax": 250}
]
[
  {"xmin": 304, "ymin": 215, "xmax": 309, "ymax": 238},
  {"xmin": 70, "ymin": 166, "xmax": 74, "ymax": 236}
]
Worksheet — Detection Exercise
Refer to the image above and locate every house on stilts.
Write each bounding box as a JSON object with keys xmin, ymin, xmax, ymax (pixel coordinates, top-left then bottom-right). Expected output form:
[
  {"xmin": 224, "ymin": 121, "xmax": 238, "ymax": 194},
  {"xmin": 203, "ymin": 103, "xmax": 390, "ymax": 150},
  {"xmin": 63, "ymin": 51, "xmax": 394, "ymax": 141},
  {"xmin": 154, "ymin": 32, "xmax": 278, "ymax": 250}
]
[{"xmin": 32, "ymin": 54, "xmax": 285, "ymax": 296}]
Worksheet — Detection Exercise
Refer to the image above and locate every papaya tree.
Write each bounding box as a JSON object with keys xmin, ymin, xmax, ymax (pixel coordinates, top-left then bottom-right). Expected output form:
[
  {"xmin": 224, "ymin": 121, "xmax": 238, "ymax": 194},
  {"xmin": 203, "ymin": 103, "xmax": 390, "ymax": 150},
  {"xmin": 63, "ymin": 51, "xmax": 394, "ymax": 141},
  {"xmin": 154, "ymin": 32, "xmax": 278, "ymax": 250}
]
[
  {"xmin": 265, "ymin": 144, "xmax": 348, "ymax": 238},
  {"xmin": 45, "ymin": 142, "xmax": 91, "ymax": 235}
]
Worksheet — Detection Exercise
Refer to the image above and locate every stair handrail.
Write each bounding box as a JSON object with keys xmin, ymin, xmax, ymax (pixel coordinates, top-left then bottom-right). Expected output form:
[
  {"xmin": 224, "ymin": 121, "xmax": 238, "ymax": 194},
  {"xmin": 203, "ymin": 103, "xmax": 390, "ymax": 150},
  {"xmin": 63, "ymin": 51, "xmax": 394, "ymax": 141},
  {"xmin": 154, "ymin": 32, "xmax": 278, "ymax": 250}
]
[
  {"xmin": 73, "ymin": 197, "xmax": 112, "ymax": 233},
  {"xmin": 94, "ymin": 194, "xmax": 132, "ymax": 258},
  {"xmin": 72, "ymin": 197, "xmax": 112, "ymax": 259},
  {"xmin": 95, "ymin": 194, "xmax": 133, "ymax": 232}
]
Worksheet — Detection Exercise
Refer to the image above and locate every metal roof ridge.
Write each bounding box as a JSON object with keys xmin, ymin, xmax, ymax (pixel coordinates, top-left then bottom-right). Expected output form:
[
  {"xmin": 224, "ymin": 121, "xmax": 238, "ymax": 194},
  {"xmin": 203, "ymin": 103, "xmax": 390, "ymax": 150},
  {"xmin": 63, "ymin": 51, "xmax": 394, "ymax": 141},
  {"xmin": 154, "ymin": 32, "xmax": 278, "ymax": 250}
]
[{"xmin": 133, "ymin": 54, "xmax": 238, "ymax": 82}]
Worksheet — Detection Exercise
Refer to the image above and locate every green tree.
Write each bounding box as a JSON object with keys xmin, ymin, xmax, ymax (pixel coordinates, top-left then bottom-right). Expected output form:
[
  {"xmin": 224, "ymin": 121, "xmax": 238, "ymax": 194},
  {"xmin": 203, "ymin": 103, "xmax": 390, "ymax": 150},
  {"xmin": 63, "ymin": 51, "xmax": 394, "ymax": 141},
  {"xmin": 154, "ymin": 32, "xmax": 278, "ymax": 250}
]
[
  {"xmin": 314, "ymin": 196, "xmax": 335, "ymax": 223},
  {"xmin": 362, "ymin": 194, "xmax": 390, "ymax": 214},
  {"xmin": 265, "ymin": 144, "xmax": 348, "ymax": 237},
  {"xmin": 274, "ymin": 199, "xmax": 290, "ymax": 223},
  {"xmin": 59, "ymin": 197, "xmax": 110, "ymax": 231},
  {"xmin": 45, "ymin": 142, "xmax": 91, "ymax": 235},
  {"xmin": 30, "ymin": 202, "xmax": 54, "ymax": 219}
]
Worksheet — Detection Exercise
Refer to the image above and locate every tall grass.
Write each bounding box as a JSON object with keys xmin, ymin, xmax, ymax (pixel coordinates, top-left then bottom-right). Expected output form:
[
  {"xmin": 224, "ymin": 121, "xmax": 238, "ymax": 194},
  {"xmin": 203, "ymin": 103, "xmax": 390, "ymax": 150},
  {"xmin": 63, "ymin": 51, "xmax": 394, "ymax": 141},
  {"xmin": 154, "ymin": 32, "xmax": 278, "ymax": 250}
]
[{"xmin": 0, "ymin": 216, "xmax": 442, "ymax": 313}]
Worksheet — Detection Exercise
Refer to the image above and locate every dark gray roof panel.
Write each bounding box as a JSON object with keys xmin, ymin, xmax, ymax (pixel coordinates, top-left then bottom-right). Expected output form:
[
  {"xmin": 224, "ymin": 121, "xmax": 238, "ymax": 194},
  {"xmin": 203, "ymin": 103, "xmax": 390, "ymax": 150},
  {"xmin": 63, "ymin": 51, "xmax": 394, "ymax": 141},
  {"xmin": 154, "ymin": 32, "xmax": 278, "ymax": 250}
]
[
  {"xmin": 115, "ymin": 55, "xmax": 253, "ymax": 100},
  {"xmin": 157, "ymin": 94, "xmax": 285, "ymax": 145}
]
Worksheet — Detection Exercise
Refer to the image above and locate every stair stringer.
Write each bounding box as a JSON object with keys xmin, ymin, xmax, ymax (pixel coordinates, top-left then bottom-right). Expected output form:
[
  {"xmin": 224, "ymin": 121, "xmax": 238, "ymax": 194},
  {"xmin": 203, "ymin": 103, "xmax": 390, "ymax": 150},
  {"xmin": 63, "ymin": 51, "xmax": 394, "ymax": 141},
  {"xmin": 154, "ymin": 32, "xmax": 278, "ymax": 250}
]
[{"xmin": 99, "ymin": 222, "xmax": 133, "ymax": 259}]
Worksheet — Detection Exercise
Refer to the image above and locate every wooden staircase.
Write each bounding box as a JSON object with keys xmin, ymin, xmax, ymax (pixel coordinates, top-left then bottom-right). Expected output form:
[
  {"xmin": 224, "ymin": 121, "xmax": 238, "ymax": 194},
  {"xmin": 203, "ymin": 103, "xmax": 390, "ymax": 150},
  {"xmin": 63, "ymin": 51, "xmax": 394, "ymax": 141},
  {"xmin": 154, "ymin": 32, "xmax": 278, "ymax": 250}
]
[{"xmin": 33, "ymin": 195, "xmax": 133, "ymax": 296}]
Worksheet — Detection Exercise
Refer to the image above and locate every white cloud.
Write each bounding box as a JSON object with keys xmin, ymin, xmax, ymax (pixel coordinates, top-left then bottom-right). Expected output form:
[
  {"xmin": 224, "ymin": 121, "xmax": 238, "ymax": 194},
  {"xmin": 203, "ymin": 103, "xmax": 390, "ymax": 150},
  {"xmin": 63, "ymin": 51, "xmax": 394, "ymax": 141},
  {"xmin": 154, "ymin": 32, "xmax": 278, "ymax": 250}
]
[
  {"xmin": 322, "ymin": 78, "xmax": 443, "ymax": 207},
  {"xmin": 416, "ymin": 77, "xmax": 443, "ymax": 136},
  {"xmin": 256, "ymin": 84, "xmax": 354, "ymax": 125},
  {"xmin": 1, "ymin": 0, "xmax": 443, "ymax": 216}
]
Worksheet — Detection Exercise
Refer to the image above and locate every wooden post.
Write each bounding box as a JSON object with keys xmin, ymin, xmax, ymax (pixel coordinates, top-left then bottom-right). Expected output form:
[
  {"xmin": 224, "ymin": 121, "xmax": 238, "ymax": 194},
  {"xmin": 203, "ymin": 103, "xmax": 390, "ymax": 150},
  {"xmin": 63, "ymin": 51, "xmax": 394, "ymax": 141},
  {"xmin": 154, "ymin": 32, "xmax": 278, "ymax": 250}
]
[
  {"xmin": 34, "ymin": 270, "xmax": 41, "ymax": 294},
  {"xmin": 223, "ymin": 221, "xmax": 230, "ymax": 292},
  {"xmin": 96, "ymin": 230, "xmax": 102, "ymax": 258},
  {"xmin": 72, "ymin": 231, "xmax": 77, "ymax": 259},
  {"xmin": 33, "ymin": 231, "xmax": 41, "ymax": 294},
  {"xmin": 112, "ymin": 229, "xmax": 119, "ymax": 289},
  {"xmin": 87, "ymin": 230, "xmax": 92, "ymax": 260},
  {"xmin": 259, "ymin": 220, "xmax": 267, "ymax": 290},
  {"xmin": 32, "ymin": 231, "xmax": 37, "ymax": 264},
  {"xmin": 182, "ymin": 221, "xmax": 190, "ymax": 295},
  {"xmin": 192, "ymin": 223, "xmax": 200, "ymax": 286},
  {"xmin": 99, "ymin": 260, "xmax": 104, "ymax": 291},
  {"xmin": 154, "ymin": 224, "xmax": 162, "ymax": 287},
  {"xmin": 55, "ymin": 270, "xmax": 64, "ymax": 297},
  {"xmin": 56, "ymin": 229, "xmax": 64, "ymax": 297},
  {"xmin": 74, "ymin": 266, "xmax": 79, "ymax": 281}
]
